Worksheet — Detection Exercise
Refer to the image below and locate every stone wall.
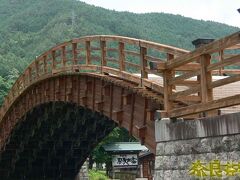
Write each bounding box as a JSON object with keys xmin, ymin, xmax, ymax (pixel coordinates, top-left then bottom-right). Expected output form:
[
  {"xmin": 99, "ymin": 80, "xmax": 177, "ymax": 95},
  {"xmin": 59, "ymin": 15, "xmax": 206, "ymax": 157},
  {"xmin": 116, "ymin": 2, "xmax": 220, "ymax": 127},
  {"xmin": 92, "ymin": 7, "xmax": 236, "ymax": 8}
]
[
  {"xmin": 154, "ymin": 113, "xmax": 240, "ymax": 179},
  {"xmin": 155, "ymin": 134, "xmax": 240, "ymax": 179}
]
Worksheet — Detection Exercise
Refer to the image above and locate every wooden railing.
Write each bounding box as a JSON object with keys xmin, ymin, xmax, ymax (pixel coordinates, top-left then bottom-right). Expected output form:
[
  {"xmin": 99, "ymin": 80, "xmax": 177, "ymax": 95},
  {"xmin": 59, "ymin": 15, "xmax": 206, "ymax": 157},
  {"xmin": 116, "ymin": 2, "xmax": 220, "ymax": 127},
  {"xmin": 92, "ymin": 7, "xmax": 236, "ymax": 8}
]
[
  {"xmin": 0, "ymin": 32, "xmax": 240, "ymax": 121},
  {"xmin": 158, "ymin": 31, "xmax": 240, "ymax": 118},
  {"xmin": 0, "ymin": 35, "xmax": 188, "ymax": 122}
]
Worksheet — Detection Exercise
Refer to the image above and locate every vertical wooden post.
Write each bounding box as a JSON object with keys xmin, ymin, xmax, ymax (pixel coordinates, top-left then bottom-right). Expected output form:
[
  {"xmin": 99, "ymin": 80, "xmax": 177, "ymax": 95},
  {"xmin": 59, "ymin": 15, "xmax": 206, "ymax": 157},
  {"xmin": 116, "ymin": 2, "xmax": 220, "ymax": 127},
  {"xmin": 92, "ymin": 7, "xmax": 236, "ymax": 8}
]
[
  {"xmin": 100, "ymin": 40, "xmax": 106, "ymax": 73},
  {"xmin": 52, "ymin": 50, "xmax": 56, "ymax": 70},
  {"xmin": 200, "ymin": 54, "xmax": 213, "ymax": 103},
  {"xmin": 72, "ymin": 43, "xmax": 77, "ymax": 65},
  {"xmin": 35, "ymin": 60, "xmax": 39, "ymax": 78},
  {"xmin": 28, "ymin": 67, "xmax": 32, "ymax": 83},
  {"xmin": 43, "ymin": 55, "xmax": 47, "ymax": 74},
  {"xmin": 200, "ymin": 54, "xmax": 215, "ymax": 117},
  {"xmin": 219, "ymin": 50, "xmax": 224, "ymax": 75},
  {"xmin": 86, "ymin": 41, "xmax": 91, "ymax": 65},
  {"xmin": 119, "ymin": 42, "xmax": 125, "ymax": 71},
  {"xmin": 61, "ymin": 46, "xmax": 66, "ymax": 67},
  {"xmin": 140, "ymin": 46, "xmax": 148, "ymax": 87},
  {"xmin": 163, "ymin": 53, "xmax": 174, "ymax": 113}
]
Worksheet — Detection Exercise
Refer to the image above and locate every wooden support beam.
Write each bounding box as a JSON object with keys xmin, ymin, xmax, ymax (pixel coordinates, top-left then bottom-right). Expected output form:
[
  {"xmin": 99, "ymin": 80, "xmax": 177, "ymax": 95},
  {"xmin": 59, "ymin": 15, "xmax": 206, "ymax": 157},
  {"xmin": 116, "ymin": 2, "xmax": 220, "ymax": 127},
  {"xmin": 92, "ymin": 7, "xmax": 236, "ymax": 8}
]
[
  {"xmin": 100, "ymin": 40, "xmax": 106, "ymax": 68},
  {"xmin": 43, "ymin": 55, "xmax": 47, "ymax": 73},
  {"xmin": 210, "ymin": 74, "xmax": 240, "ymax": 89},
  {"xmin": 163, "ymin": 69, "xmax": 173, "ymax": 112},
  {"xmin": 200, "ymin": 54, "xmax": 213, "ymax": 103},
  {"xmin": 146, "ymin": 109, "xmax": 156, "ymax": 121},
  {"xmin": 52, "ymin": 50, "xmax": 56, "ymax": 70},
  {"xmin": 169, "ymin": 94, "xmax": 240, "ymax": 118},
  {"xmin": 140, "ymin": 46, "xmax": 148, "ymax": 81},
  {"xmin": 168, "ymin": 70, "xmax": 200, "ymax": 85},
  {"xmin": 61, "ymin": 46, "xmax": 66, "ymax": 67},
  {"xmin": 207, "ymin": 54, "xmax": 240, "ymax": 72},
  {"xmin": 35, "ymin": 60, "xmax": 39, "ymax": 78},
  {"xmin": 103, "ymin": 84, "xmax": 110, "ymax": 96},
  {"xmin": 86, "ymin": 80, "xmax": 93, "ymax": 94},
  {"xmin": 72, "ymin": 43, "xmax": 77, "ymax": 65},
  {"xmin": 109, "ymin": 85, "xmax": 113, "ymax": 119},
  {"xmin": 135, "ymin": 125, "xmax": 146, "ymax": 145},
  {"xmin": 85, "ymin": 41, "xmax": 91, "ymax": 65},
  {"xmin": 123, "ymin": 94, "xmax": 132, "ymax": 105},
  {"xmin": 119, "ymin": 42, "xmax": 125, "ymax": 71},
  {"xmin": 129, "ymin": 93, "xmax": 135, "ymax": 136}
]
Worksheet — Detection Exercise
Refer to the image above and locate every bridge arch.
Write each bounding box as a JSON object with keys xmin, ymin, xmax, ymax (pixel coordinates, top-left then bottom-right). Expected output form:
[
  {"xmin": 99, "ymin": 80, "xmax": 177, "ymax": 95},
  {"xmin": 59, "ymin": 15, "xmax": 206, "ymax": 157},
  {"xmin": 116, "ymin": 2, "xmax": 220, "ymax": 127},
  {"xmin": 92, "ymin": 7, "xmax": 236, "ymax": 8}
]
[{"xmin": 0, "ymin": 35, "xmax": 188, "ymax": 178}]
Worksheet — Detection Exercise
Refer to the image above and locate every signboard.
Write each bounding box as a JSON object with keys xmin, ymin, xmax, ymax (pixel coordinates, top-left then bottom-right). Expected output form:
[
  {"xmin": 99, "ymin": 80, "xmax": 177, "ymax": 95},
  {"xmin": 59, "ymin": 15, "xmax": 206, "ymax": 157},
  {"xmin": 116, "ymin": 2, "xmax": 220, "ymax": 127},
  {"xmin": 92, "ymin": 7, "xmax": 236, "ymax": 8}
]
[{"xmin": 112, "ymin": 154, "xmax": 138, "ymax": 167}]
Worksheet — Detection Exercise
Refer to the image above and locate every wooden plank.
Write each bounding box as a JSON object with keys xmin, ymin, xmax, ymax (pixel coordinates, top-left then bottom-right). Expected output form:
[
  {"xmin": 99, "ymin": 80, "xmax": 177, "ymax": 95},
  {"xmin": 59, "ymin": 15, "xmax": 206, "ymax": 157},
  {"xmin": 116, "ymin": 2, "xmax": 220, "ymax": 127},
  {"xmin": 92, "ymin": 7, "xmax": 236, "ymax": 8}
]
[
  {"xmin": 172, "ymin": 95, "xmax": 201, "ymax": 102},
  {"xmin": 125, "ymin": 50, "xmax": 140, "ymax": 57},
  {"xmin": 174, "ymin": 80, "xmax": 199, "ymax": 86},
  {"xmin": 166, "ymin": 31, "xmax": 240, "ymax": 70},
  {"xmin": 210, "ymin": 74, "xmax": 240, "ymax": 89},
  {"xmin": 207, "ymin": 54, "xmax": 240, "ymax": 71},
  {"xmin": 169, "ymin": 94, "xmax": 240, "ymax": 118},
  {"xmin": 170, "ymin": 85, "xmax": 200, "ymax": 100},
  {"xmin": 168, "ymin": 70, "xmax": 200, "ymax": 85}
]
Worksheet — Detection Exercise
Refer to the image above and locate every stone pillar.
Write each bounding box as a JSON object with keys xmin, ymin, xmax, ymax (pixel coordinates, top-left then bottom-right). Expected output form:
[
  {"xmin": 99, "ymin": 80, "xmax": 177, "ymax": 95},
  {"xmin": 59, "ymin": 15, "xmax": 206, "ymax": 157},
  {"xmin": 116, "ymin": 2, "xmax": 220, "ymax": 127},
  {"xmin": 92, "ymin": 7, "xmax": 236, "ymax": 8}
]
[
  {"xmin": 154, "ymin": 113, "xmax": 240, "ymax": 179},
  {"xmin": 75, "ymin": 160, "xmax": 89, "ymax": 180}
]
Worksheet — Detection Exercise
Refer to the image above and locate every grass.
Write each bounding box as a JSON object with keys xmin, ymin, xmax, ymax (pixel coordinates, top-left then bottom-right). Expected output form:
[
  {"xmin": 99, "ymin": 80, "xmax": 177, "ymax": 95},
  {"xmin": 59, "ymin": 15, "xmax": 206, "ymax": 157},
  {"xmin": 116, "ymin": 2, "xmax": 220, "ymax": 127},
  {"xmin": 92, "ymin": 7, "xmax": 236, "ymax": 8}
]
[{"xmin": 89, "ymin": 169, "xmax": 109, "ymax": 180}]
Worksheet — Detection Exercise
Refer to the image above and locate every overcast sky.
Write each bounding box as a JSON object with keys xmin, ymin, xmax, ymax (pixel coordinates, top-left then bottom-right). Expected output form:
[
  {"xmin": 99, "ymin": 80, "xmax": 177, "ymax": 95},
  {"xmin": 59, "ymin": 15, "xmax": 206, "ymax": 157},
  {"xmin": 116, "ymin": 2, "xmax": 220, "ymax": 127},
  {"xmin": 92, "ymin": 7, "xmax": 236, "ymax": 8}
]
[{"xmin": 80, "ymin": 0, "xmax": 240, "ymax": 28}]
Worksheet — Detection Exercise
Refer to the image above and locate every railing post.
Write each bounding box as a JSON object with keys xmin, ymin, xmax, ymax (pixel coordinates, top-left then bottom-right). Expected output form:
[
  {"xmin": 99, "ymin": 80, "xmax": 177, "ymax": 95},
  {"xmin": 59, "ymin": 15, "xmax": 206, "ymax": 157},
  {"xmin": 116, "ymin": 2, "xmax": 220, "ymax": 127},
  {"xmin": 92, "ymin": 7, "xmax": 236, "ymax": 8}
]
[
  {"xmin": 163, "ymin": 54, "xmax": 174, "ymax": 113},
  {"xmin": 200, "ymin": 54, "xmax": 215, "ymax": 117},
  {"xmin": 200, "ymin": 54, "xmax": 213, "ymax": 102},
  {"xmin": 140, "ymin": 46, "xmax": 148, "ymax": 86},
  {"xmin": 52, "ymin": 50, "xmax": 56, "ymax": 70},
  {"xmin": 61, "ymin": 46, "xmax": 66, "ymax": 67},
  {"xmin": 119, "ymin": 42, "xmax": 125, "ymax": 71},
  {"xmin": 28, "ymin": 67, "xmax": 32, "ymax": 83},
  {"xmin": 219, "ymin": 50, "xmax": 224, "ymax": 75},
  {"xmin": 100, "ymin": 40, "xmax": 106, "ymax": 73},
  {"xmin": 72, "ymin": 43, "xmax": 77, "ymax": 65},
  {"xmin": 86, "ymin": 41, "xmax": 91, "ymax": 65},
  {"xmin": 35, "ymin": 60, "xmax": 39, "ymax": 78}
]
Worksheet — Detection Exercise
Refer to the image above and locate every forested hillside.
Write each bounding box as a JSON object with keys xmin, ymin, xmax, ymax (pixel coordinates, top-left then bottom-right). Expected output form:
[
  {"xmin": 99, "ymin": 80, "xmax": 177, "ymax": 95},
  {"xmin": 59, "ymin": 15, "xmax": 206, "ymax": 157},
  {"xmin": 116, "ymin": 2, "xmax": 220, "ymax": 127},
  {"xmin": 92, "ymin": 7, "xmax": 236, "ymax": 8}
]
[{"xmin": 0, "ymin": 0, "xmax": 239, "ymax": 103}]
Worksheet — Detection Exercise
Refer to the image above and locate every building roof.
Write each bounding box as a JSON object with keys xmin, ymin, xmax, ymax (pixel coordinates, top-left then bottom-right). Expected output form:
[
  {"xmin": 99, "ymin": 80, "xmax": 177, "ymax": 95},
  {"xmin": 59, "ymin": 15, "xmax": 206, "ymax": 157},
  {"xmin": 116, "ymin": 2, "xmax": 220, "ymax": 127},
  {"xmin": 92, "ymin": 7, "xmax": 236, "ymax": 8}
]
[{"xmin": 103, "ymin": 142, "xmax": 148, "ymax": 153}]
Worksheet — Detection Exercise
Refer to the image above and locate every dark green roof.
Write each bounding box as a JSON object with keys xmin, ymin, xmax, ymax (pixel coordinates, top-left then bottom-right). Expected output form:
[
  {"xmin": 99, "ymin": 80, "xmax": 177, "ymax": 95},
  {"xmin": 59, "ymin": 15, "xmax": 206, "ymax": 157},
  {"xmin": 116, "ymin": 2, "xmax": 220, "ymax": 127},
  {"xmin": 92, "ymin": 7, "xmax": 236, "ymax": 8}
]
[{"xmin": 103, "ymin": 142, "xmax": 148, "ymax": 152}]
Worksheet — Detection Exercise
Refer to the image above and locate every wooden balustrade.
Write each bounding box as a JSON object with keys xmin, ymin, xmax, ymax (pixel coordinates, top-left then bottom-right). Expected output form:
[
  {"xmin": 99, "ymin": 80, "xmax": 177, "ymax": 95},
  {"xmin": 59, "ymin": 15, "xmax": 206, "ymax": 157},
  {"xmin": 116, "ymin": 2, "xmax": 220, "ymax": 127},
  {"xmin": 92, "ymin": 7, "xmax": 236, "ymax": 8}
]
[{"xmin": 0, "ymin": 32, "xmax": 239, "ymax": 122}]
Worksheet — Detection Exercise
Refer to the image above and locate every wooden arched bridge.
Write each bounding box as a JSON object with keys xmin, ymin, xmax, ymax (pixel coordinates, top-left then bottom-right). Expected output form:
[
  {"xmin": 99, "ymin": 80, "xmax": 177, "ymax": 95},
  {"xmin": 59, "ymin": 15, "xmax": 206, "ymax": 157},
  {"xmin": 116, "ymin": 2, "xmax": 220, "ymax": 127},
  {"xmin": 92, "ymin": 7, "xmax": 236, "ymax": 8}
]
[{"xmin": 0, "ymin": 31, "xmax": 239, "ymax": 179}]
